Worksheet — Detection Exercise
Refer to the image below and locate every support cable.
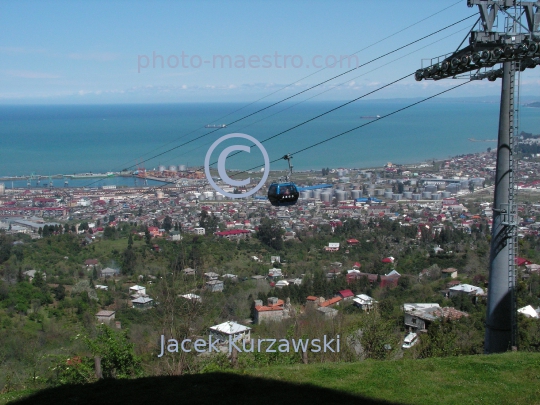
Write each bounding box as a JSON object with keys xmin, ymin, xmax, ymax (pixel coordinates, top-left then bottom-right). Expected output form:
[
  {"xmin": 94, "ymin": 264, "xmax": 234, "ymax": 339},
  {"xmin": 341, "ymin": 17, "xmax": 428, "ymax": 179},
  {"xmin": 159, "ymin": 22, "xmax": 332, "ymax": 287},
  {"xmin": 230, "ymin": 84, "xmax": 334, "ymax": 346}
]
[
  {"xmin": 87, "ymin": 13, "xmax": 476, "ymax": 190},
  {"xmin": 113, "ymin": 0, "xmax": 466, "ymax": 171}
]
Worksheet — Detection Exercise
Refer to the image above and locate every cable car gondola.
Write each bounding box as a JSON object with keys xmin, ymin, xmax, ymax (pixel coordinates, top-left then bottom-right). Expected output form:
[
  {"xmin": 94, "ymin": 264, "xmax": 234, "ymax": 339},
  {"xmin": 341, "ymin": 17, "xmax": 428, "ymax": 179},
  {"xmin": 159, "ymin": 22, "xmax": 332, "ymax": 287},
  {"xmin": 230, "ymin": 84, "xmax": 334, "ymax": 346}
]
[{"xmin": 267, "ymin": 154, "xmax": 299, "ymax": 206}]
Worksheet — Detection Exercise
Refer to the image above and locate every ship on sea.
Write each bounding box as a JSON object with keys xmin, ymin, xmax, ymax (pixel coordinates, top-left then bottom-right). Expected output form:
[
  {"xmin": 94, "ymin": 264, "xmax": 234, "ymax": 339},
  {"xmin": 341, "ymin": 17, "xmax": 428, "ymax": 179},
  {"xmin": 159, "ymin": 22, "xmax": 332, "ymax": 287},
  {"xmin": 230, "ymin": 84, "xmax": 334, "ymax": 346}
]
[
  {"xmin": 205, "ymin": 124, "xmax": 227, "ymax": 128},
  {"xmin": 360, "ymin": 115, "xmax": 381, "ymax": 119},
  {"xmin": 66, "ymin": 172, "xmax": 115, "ymax": 179}
]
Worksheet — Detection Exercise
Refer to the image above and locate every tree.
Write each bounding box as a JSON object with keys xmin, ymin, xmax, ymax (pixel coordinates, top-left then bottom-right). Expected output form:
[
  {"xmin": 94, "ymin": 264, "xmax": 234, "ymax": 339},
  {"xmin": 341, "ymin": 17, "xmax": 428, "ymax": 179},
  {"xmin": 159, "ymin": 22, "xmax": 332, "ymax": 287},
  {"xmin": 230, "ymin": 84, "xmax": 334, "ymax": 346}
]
[
  {"xmin": 128, "ymin": 233, "xmax": 133, "ymax": 249},
  {"xmin": 64, "ymin": 223, "xmax": 70, "ymax": 233},
  {"xmin": 256, "ymin": 218, "xmax": 284, "ymax": 250},
  {"xmin": 199, "ymin": 210, "xmax": 219, "ymax": 234},
  {"xmin": 84, "ymin": 325, "xmax": 142, "ymax": 379},
  {"xmin": 360, "ymin": 313, "xmax": 400, "ymax": 360},
  {"xmin": 122, "ymin": 248, "xmax": 137, "ymax": 275},
  {"xmin": 145, "ymin": 229, "xmax": 151, "ymax": 245},
  {"xmin": 103, "ymin": 226, "xmax": 115, "ymax": 240},
  {"xmin": 163, "ymin": 216, "xmax": 173, "ymax": 232},
  {"xmin": 53, "ymin": 284, "xmax": 66, "ymax": 301}
]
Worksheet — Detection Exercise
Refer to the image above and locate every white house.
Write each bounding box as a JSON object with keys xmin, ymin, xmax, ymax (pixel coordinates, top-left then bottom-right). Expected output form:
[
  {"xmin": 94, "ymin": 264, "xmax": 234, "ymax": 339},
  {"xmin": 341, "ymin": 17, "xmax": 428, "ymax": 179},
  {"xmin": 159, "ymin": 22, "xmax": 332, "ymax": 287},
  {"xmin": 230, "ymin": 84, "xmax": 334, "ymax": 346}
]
[
  {"xmin": 448, "ymin": 284, "xmax": 484, "ymax": 297},
  {"xmin": 129, "ymin": 285, "xmax": 146, "ymax": 297},
  {"xmin": 270, "ymin": 256, "xmax": 280, "ymax": 263},
  {"xmin": 325, "ymin": 243, "xmax": 340, "ymax": 252},
  {"xmin": 518, "ymin": 305, "xmax": 539, "ymax": 318},
  {"xmin": 179, "ymin": 293, "xmax": 202, "ymax": 303},
  {"xmin": 209, "ymin": 321, "xmax": 251, "ymax": 344},
  {"xmin": 193, "ymin": 227, "xmax": 205, "ymax": 235},
  {"xmin": 269, "ymin": 268, "xmax": 282, "ymax": 278},
  {"xmin": 353, "ymin": 294, "xmax": 377, "ymax": 311}
]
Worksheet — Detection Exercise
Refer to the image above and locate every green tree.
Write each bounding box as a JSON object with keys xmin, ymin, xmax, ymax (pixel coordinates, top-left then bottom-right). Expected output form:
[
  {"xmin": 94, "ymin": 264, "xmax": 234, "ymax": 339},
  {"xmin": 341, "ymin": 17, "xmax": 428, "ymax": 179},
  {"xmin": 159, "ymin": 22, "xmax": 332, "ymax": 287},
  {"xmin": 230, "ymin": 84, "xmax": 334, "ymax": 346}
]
[
  {"xmin": 84, "ymin": 325, "xmax": 142, "ymax": 379},
  {"xmin": 360, "ymin": 313, "xmax": 400, "ymax": 360},
  {"xmin": 53, "ymin": 284, "xmax": 66, "ymax": 301},
  {"xmin": 199, "ymin": 210, "xmax": 219, "ymax": 234},
  {"xmin": 122, "ymin": 248, "xmax": 137, "ymax": 275},
  {"xmin": 103, "ymin": 226, "xmax": 116, "ymax": 240},
  {"xmin": 163, "ymin": 216, "xmax": 173, "ymax": 232},
  {"xmin": 145, "ymin": 229, "xmax": 151, "ymax": 245},
  {"xmin": 257, "ymin": 218, "xmax": 284, "ymax": 250}
]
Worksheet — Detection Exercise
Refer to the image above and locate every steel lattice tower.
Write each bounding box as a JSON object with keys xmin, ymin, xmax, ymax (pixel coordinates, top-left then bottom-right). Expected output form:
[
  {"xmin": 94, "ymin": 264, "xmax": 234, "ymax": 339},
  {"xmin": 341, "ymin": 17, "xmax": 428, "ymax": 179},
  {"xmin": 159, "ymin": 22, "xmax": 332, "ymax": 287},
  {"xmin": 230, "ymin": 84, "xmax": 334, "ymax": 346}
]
[{"xmin": 415, "ymin": 0, "xmax": 540, "ymax": 353}]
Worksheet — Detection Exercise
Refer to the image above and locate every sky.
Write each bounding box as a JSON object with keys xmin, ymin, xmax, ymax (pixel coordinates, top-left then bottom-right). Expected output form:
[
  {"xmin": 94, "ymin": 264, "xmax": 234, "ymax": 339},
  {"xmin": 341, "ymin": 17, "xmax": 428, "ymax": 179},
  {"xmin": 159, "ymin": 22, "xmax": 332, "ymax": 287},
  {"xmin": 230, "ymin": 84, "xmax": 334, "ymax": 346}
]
[{"xmin": 1, "ymin": 0, "xmax": 540, "ymax": 104}]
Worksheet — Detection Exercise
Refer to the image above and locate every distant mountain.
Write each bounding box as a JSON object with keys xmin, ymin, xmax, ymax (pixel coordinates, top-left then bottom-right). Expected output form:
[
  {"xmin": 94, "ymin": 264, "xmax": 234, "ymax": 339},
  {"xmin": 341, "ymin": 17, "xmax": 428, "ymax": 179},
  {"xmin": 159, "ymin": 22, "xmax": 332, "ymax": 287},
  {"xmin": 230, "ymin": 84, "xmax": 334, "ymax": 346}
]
[{"xmin": 525, "ymin": 102, "xmax": 540, "ymax": 108}]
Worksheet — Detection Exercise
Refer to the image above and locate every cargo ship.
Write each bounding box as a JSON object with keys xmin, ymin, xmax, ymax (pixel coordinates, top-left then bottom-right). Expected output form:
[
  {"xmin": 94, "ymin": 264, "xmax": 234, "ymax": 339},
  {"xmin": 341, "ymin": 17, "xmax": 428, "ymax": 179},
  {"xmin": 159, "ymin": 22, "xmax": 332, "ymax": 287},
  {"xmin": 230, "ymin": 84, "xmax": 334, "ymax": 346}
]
[
  {"xmin": 205, "ymin": 124, "xmax": 227, "ymax": 128},
  {"xmin": 66, "ymin": 172, "xmax": 115, "ymax": 179}
]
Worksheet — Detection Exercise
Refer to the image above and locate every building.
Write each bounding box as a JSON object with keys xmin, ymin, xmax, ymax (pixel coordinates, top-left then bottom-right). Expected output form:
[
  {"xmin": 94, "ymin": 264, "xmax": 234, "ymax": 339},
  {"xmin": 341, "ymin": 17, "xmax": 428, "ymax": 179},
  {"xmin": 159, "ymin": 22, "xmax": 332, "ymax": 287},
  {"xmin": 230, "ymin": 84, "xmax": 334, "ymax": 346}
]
[
  {"xmin": 206, "ymin": 279, "xmax": 224, "ymax": 292},
  {"xmin": 448, "ymin": 284, "xmax": 484, "ymax": 298},
  {"xmin": 268, "ymin": 268, "xmax": 282, "ymax": 278},
  {"xmin": 132, "ymin": 296, "xmax": 154, "ymax": 309},
  {"xmin": 353, "ymin": 294, "xmax": 377, "ymax": 311},
  {"xmin": 23, "ymin": 270, "xmax": 46, "ymax": 282},
  {"xmin": 85, "ymin": 259, "xmax": 100, "ymax": 269},
  {"xmin": 325, "ymin": 242, "xmax": 340, "ymax": 252},
  {"xmin": 203, "ymin": 272, "xmax": 219, "ymax": 280},
  {"xmin": 346, "ymin": 271, "xmax": 400, "ymax": 288},
  {"xmin": 270, "ymin": 256, "xmax": 280, "ymax": 263},
  {"xmin": 253, "ymin": 297, "xmax": 291, "ymax": 324},
  {"xmin": 214, "ymin": 229, "xmax": 250, "ymax": 240},
  {"xmin": 129, "ymin": 285, "xmax": 146, "ymax": 298},
  {"xmin": 193, "ymin": 227, "xmax": 206, "ymax": 235},
  {"xmin": 320, "ymin": 296, "xmax": 342, "ymax": 308},
  {"xmin": 337, "ymin": 289, "xmax": 354, "ymax": 300},
  {"xmin": 95, "ymin": 310, "xmax": 116, "ymax": 325},
  {"xmin": 403, "ymin": 303, "xmax": 468, "ymax": 332},
  {"xmin": 209, "ymin": 321, "xmax": 251, "ymax": 344},
  {"xmin": 100, "ymin": 267, "xmax": 120, "ymax": 278},
  {"xmin": 306, "ymin": 296, "xmax": 324, "ymax": 307},
  {"xmin": 179, "ymin": 293, "xmax": 202, "ymax": 303},
  {"xmin": 317, "ymin": 306, "xmax": 338, "ymax": 319},
  {"xmin": 517, "ymin": 305, "xmax": 540, "ymax": 318},
  {"xmin": 442, "ymin": 268, "xmax": 458, "ymax": 279},
  {"xmin": 182, "ymin": 267, "xmax": 196, "ymax": 276}
]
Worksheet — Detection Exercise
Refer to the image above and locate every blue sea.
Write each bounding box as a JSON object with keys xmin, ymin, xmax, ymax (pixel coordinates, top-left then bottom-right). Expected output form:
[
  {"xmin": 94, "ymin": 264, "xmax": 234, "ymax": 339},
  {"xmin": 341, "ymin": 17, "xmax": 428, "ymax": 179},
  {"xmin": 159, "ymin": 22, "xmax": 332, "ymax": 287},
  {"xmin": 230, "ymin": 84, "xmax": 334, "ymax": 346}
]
[{"xmin": 1, "ymin": 101, "xmax": 539, "ymax": 182}]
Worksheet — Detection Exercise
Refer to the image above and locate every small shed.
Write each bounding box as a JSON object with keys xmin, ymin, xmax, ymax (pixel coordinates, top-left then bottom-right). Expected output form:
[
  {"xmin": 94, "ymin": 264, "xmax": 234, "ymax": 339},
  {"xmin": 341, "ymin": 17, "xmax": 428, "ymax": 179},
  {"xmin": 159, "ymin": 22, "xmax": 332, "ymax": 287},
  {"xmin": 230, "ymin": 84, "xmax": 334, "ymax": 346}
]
[
  {"xmin": 206, "ymin": 279, "xmax": 224, "ymax": 292},
  {"xmin": 442, "ymin": 268, "xmax": 458, "ymax": 279},
  {"xmin": 96, "ymin": 310, "xmax": 116, "ymax": 325}
]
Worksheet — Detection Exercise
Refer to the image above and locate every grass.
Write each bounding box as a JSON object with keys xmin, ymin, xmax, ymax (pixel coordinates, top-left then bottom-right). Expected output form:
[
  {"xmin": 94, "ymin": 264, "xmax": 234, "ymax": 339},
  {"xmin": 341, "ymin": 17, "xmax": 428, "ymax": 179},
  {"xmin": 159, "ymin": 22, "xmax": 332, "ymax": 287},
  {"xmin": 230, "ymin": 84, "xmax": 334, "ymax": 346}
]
[{"xmin": 2, "ymin": 352, "xmax": 540, "ymax": 405}]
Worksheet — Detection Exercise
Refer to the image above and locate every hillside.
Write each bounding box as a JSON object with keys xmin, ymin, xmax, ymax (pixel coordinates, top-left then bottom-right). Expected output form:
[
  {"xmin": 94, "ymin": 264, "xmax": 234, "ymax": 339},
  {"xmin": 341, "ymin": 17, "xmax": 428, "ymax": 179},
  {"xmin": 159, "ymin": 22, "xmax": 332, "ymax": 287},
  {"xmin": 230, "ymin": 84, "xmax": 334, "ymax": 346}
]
[{"xmin": 3, "ymin": 352, "xmax": 539, "ymax": 405}]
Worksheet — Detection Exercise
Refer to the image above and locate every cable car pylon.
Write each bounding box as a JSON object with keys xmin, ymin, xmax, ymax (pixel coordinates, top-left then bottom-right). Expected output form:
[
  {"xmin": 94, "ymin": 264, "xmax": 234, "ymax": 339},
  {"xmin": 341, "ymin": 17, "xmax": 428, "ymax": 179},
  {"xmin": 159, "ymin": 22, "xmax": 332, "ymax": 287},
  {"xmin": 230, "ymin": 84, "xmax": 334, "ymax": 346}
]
[{"xmin": 416, "ymin": 0, "xmax": 540, "ymax": 353}]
